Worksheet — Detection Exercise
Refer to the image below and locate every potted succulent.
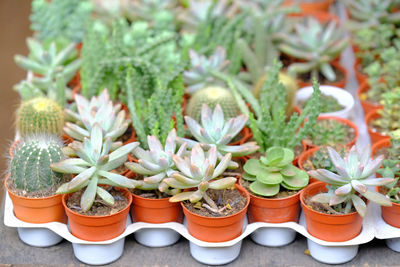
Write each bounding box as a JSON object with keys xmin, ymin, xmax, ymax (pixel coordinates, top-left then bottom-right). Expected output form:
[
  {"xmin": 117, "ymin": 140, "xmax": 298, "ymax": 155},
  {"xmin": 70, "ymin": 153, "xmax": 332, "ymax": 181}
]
[
  {"xmin": 283, "ymin": 0, "xmax": 334, "ymax": 13},
  {"xmin": 124, "ymin": 129, "xmax": 185, "ymax": 247},
  {"xmin": 164, "ymin": 145, "xmax": 250, "ymax": 265},
  {"xmin": 302, "ymin": 145, "xmax": 393, "ymax": 263},
  {"xmin": 50, "ymin": 124, "xmax": 139, "ymax": 265},
  {"xmin": 5, "ymin": 135, "xmax": 66, "ymax": 247},
  {"xmin": 242, "ymin": 146, "xmax": 309, "ymax": 246}
]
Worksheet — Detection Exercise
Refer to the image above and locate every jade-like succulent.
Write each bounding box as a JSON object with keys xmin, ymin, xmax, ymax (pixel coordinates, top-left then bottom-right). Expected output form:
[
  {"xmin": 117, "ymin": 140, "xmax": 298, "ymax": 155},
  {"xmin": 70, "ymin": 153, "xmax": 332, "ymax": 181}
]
[
  {"xmin": 308, "ymin": 145, "xmax": 393, "ymax": 217},
  {"xmin": 178, "ymin": 104, "xmax": 259, "ymax": 168},
  {"xmin": 125, "ymin": 129, "xmax": 186, "ymax": 194},
  {"xmin": 17, "ymin": 97, "xmax": 64, "ymax": 137},
  {"xmin": 243, "ymin": 147, "xmax": 309, "ymax": 197},
  {"xmin": 51, "ymin": 124, "xmax": 139, "ymax": 211},
  {"xmin": 164, "ymin": 144, "xmax": 237, "ymax": 213},
  {"xmin": 278, "ymin": 17, "xmax": 348, "ymax": 82},
  {"xmin": 183, "ymin": 47, "xmax": 230, "ymax": 95},
  {"xmin": 186, "ymin": 86, "xmax": 239, "ymax": 122},
  {"xmin": 64, "ymin": 90, "xmax": 131, "ymax": 143},
  {"xmin": 10, "ymin": 135, "xmax": 64, "ymax": 194}
]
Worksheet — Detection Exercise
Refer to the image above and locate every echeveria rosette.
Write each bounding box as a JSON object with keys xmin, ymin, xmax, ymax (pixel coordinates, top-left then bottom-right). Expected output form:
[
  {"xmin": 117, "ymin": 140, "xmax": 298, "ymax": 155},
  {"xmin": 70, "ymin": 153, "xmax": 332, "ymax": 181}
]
[
  {"xmin": 164, "ymin": 144, "xmax": 237, "ymax": 211},
  {"xmin": 243, "ymin": 147, "xmax": 309, "ymax": 197},
  {"xmin": 124, "ymin": 129, "xmax": 186, "ymax": 195},
  {"xmin": 64, "ymin": 90, "xmax": 131, "ymax": 143},
  {"xmin": 51, "ymin": 123, "xmax": 139, "ymax": 212},
  {"xmin": 308, "ymin": 145, "xmax": 394, "ymax": 217},
  {"xmin": 178, "ymin": 104, "xmax": 259, "ymax": 168}
]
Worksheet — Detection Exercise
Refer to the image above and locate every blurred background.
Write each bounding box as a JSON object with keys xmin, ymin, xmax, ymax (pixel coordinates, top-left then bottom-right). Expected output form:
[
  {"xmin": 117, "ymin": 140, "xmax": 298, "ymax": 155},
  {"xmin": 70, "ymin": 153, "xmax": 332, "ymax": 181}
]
[{"xmin": 0, "ymin": 1, "xmax": 31, "ymax": 199}]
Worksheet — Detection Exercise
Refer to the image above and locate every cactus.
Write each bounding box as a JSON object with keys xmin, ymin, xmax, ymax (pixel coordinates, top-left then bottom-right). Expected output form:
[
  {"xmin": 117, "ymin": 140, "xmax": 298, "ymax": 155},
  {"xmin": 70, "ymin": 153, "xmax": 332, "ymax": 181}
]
[
  {"xmin": 186, "ymin": 86, "xmax": 239, "ymax": 122},
  {"xmin": 17, "ymin": 97, "xmax": 64, "ymax": 137},
  {"xmin": 10, "ymin": 136, "xmax": 64, "ymax": 193}
]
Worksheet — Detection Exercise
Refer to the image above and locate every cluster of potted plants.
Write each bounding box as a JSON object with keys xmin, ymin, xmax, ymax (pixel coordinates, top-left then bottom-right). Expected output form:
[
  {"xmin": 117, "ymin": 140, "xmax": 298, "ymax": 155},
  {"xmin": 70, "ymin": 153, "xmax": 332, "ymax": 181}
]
[{"xmin": 4, "ymin": 0, "xmax": 400, "ymax": 265}]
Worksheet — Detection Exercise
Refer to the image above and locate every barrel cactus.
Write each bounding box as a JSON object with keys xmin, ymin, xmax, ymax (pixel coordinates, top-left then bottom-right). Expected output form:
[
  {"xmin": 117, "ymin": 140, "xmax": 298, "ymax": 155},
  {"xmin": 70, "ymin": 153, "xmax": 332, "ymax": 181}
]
[
  {"xmin": 9, "ymin": 136, "xmax": 64, "ymax": 194},
  {"xmin": 186, "ymin": 86, "xmax": 239, "ymax": 121},
  {"xmin": 16, "ymin": 97, "xmax": 64, "ymax": 136}
]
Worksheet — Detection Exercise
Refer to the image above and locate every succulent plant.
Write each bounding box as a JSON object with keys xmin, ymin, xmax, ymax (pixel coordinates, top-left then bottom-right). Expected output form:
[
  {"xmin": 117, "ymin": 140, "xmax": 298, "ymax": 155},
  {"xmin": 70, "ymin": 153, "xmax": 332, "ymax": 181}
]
[
  {"xmin": 308, "ymin": 145, "xmax": 394, "ymax": 217},
  {"xmin": 17, "ymin": 97, "xmax": 64, "ymax": 137},
  {"xmin": 124, "ymin": 129, "xmax": 186, "ymax": 194},
  {"xmin": 183, "ymin": 47, "xmax": 230, "ymax": 95},
  {"xmin": 178, "ymin": 104, "xmax": 259, "ymax": 168},
  {"xmin": 278, "ymin": 16, "xmax": 348, "ymax": 82},
  {"xmin": 64, "ymin": 90, "xmax": 130, "ymax": 143},
  {"xmin": 373, "ymin": 87, "xmax": 400, "ymax": 134},
  {"xmin": 186, "ymin": 86, "xmax": 239, "ymax": 122},
  {"xmin": 304, "ymin": 146, "xmax": 347, "ymax": 173},
  {"xmin": 10, "ymin": 135, "xmax": 64, "ymax": 194},
  {"xmin": 164, "ymin": 144, "xmax": 237, "ymax": 213},
  {"xmin": 306, "ymin": 119, "xmax": 350, "ymax": 147},
  {"xmin": 243, "ymin": 147, "xmax": 309, "ymax": 197},
  {"xmin": 51, "ymin": 124, "xmax": 139, "ymax": 212}
]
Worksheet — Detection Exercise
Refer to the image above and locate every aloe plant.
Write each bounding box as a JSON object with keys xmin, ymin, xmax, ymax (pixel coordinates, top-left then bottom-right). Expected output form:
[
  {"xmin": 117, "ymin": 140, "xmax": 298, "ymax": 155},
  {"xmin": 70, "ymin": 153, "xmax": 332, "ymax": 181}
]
[
  {"xmin": 51, "ymin": 124, "xmax": 139, "ymax": 212},
  {"xmin": 164, "ymin": 144, "xmax": 237, "ymax": 214},
  {"xmin": 308, "ymin": 145, "xmax": 394, "ymax": 217},
  {"xmin": 243, "ymin": 147, "xmax": 309, "ymax": 197},
  {"xmin": 125, "ymin": 129, "xmax": 186, "ymax": 195},
  {"xmin": 177, "ymin": 104, "xmax": 259, "ymax": 168}
]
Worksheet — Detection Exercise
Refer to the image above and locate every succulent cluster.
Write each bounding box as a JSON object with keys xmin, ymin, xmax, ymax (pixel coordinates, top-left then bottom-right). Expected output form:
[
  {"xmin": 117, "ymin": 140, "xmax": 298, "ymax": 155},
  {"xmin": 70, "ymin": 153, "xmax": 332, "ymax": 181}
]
[
  {"xmin": 308, "ymin": 145, "xmax": 393, "ymax": 217},
  {"xmin": 243, "ymin": 147, "xmax": 309, "ymax": 197},
  {"xmin": 374, "ymin": 87, "xmax": 400, "ymax": 134},
  {"xmin": 307, "ymin": 119, "xmax": 350, "ymax": 147}
]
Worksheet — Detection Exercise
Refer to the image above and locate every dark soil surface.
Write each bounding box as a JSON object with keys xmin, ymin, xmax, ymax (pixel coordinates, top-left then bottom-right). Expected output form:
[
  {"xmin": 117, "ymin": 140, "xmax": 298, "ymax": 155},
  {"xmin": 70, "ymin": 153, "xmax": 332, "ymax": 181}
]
[
  {"xmin": 183, "ymin": 188, "xmax": 247, "ymax": 218},
  {"xmin": 120, "ymin": 125, "xmax": 134, "ymax": 144},
  {"xmin": 131, "ymin": 188, "xmax": 170, "ymax": 199},
  {"xmin": 299, "ymin": 64, "xmax": 345, "ymax": 85},
  {"xmin": 241, "ymin": 179, "xmax": 299, "ymax": 199},
  {"xmin": 305, "ymin": 195, "xmax": 357, "ymax": 215},
  {"xmin": 67, "ymin": 187, "xmax": 129, "ymax": 216}
]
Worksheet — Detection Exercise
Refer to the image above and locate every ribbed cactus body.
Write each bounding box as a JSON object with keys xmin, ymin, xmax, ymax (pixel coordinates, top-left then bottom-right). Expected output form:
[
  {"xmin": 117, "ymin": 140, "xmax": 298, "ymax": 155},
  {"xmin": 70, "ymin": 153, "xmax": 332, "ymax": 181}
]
[
  {"xmin": 186, "ymin": 86, "xmax": 239, "ymax": 122},
  {"xmin": 17, "ymin": 97, "xmax": 64, "ymax": 136},
  {"xmin": 10, "ymin": 137, "xmax": 64, "ymax": 193}
]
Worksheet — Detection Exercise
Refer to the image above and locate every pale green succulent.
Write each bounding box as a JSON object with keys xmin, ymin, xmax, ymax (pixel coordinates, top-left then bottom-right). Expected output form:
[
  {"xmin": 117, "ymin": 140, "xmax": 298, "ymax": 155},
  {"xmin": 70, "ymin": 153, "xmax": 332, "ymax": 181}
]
[
  {"xmin": 308, "ymin": 145, "xmax": 394, "ymax": 217},
  {"xmin": 125, "ymin": 129, "xmax": 186, "ymax": 194},
  {"xmin": 64, "ymin": 90, "xmax": 131, "ymax": 143},
  {"xmin": 243, "ymin": 147, "xmax": 309, "ymax": 197},
  {"xmin": 183, "ymin": 47, "xmax": 230, "ymax": 95},
  {"xmin": 51, "ymin": 123, "xmax": 139, "ymax": 212},
  {"xmin": 165, "ymin": 144, "xmax": 237, "ymax": 211},
  {"xmin": 178, "ymin": 104, "xmax": 259, "ymax": 168},
  {"xmin": 278, "ymin": 17, "xmax": 348, "ymax": 82}
]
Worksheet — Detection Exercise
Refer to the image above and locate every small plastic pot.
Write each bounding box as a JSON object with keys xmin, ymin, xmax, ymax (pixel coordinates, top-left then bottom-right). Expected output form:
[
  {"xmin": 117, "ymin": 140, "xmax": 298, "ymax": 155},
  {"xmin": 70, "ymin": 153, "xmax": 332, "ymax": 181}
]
[
  {"xmin": 365, "ymin": 109, "xmax": 391, "ymax": 146},
  {"xmin": 298, "ymin": 146, "xmax": 321, "ymax": 184},
  {"xmin": 307, "ymin": 239, "xmax": 359, "ymax": 264},
  {"xmin": 377, "ymin": 187, "xmax": 400, "ymax": 229},
  {"xmin": 300, "ymin": 182, "xmax": 363, "ymax": 242},
  {"xmin": 357, "ymin": 81, "xmax": 382, "ymax": 115},
  {"xmin": 296, "ymin": 85, "xmax": 355, "ymax": 119},
  {"xmin": 62, "ymin": 187, "xmax": 132, "ymax": 241}
]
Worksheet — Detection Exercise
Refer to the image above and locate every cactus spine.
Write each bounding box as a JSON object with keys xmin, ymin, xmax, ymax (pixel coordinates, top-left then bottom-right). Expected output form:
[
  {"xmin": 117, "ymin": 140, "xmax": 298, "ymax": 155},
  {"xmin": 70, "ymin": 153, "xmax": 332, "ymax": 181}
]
[
  {"xmin": 10, "ymin": 136, "xmax": 64, "ymax": 193},
  {"xmin": 186, "ymin": 86, "xmax": 239, "ymax": 122},
  {"xmin": 17, "ymin": 97, "xmax": 64, "ymax": 136}
]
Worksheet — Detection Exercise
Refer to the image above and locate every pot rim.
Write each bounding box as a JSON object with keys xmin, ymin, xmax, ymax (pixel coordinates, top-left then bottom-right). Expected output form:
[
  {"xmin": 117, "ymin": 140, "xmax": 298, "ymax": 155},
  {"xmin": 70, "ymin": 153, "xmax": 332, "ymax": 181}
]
[
  {"xmin": 376, "ymin": 186, "xmax": 400, "ymax": 207},
  {"xmin": 62, "ymin": 187, "xmax": 133, "ymax": 219}
]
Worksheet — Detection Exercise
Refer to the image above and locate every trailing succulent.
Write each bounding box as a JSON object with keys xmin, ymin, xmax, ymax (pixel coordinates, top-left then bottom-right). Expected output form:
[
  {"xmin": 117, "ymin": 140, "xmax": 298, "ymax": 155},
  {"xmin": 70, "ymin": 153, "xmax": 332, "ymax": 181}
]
[
  {"xmin": 308, "ymin": 145, "xmax": 393, "ymax": 217},
  {"xmin": 178, "ymin": 104, "xmax": 259, "ymax": 168},
  {"xmin": 243, "ymin": 147, "xmax": 309, "ymax": 197},
  {"xmin": 51, "ymin": 124, "xmax": 139, "ymax": 211},
  {"xmin": 164, "ymin": 144, "xmax": 237, "ymax": 214},
  {"xmin": 125, "ymin": 129, "xmax": 186, "ymax": 195}
]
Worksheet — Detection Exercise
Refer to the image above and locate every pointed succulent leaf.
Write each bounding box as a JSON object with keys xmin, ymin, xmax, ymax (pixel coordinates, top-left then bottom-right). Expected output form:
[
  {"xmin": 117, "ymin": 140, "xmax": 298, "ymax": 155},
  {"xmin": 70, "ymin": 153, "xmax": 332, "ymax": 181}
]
[
  {"xmin": 169, "ymin": 191, "xmax": 194, "ymax": 202},
  {"xmin": 208, "ymin": 177, "xmax": 236, "ymax": 189},
  {"xmin": 351, "ymin": 195, "xmax": 367, "ymax": 217},
  {"xmin": 311, "ymin": 192, "xmax": 332, "ymax": 203},
  {"xmin": 81, "ymin": 176, "xmax": 98, "ymax": 212},
  {"xmin": 67, "ymin": 167, "xmax": 96, "ymax": 191},
  {"xmin": 361, "ymin": 190, "xmax": 393, "ymax": 207},
  {"xmin": 96, "ymin": 186, "xmax": 115, "ymax": 206},
  {"xmin": 98, "ymin": 170, "xmax": 136, "ymax": 188}
]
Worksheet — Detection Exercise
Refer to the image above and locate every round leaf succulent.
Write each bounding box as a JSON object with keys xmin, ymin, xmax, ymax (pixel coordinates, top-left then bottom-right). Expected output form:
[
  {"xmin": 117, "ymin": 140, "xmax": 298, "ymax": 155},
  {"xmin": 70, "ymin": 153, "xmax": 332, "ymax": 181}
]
[{"xmin": 243, "ymin": 147, "xmax": 309, "ymax": 197}]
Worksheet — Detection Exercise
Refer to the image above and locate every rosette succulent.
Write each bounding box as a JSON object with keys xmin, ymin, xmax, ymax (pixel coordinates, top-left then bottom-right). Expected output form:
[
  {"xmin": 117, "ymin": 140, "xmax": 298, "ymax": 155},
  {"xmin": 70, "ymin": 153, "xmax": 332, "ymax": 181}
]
[
  {"xmin": 243, "ymin": 147, "xmax": 309, "ymax": 197},
  {"xmin": 164, "ymin": 144, "xmax": 237, "ymax": 213},
  {"xmin": 308, "ymin": 145, "xmax": 394, "ymax": 217},
  {"xmin": 51, "ymin": 123, "xmax": 139, "ymax": 211},
  {"xmin": 125, "ymin": 129, "xmax": 186, "ymax": 194},
  {"xmin": 178, "ymin": 104, "xmax": 259, "ymax": 168},
  {"xmin": 64, "ymin": 90, "xmax": 131, "ymax": 143}
]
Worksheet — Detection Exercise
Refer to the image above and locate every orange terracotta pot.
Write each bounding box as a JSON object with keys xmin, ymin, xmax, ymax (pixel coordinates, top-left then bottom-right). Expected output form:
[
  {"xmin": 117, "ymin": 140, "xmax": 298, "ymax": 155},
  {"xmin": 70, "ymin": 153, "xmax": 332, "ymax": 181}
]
[
  {"xmin": 297, "ymin": 61, "xmax": 348, "ymax": 89},
  {"xmin": 365, "ymin": 109, "xmax": 391, "ymax": 146},
  {"xmin": 5, "ymin": 176, "xmax": 67, "ymax": 224},
  {"xmin": 182, "ymin": 184, "xmax": 250, "ymax": 242},
  {"xmin": 304, "ymin": 116, "xmax": 359, "ymax": 149},
  {"xmin": 298, "ymin": 146, "xmax": 321, "ymax": 184},
  {"xmin": 357, "ymin": 81, "xmax": 382, "ymax": 115},
  {"xmin": 131, "ymin": 193, "xmax": 183, "ymax": 223},
  {"xmin": 300, "ymin": 181, "xmax": 363, "ymax": 242},
  {"xmin": 378, "ymin": 186, "xmax": 400, "ymax": 228},
  {"xmin": 62, "ymin": 187, "xmax": 132, "ymax": 241},
  {"xmin": 284, "ymin": 1, "xmax": 335, "ymax": 14},
  {"xmin": 354, "ymin": 58, "xmax": 368, "ymax": 85},
  {"xmin": 371, "ymin": 139, "xmax": 391, "ymax": 158},
  {"xmin": 246, "ymin": 187, "xmax": 302, "ymax": 224},
  {"xmin": 230, "ymin": 126, "xmax": 253, "ymax": 146}
]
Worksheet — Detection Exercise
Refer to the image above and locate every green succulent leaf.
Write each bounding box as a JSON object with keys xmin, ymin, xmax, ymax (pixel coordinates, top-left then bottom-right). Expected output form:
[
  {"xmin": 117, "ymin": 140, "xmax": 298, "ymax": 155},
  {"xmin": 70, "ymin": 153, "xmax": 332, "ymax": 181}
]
[
  {"xmin": 243, "ymin": 158, "xmax": 265, "ymax": 176},
  {"xmin": 249, "ymin": 180, "xmax": 280, "ymax": 197},
  {"xmin": 257, "ymin": 171, "xmax": 283, "ymax": 185},
  {"xmin": 282, "ymin": 169, "xmax": 309, "ymax": 188},
  {"xmin": 242, "ymin": 172, "xmax": 256, "ymax": 181}
]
